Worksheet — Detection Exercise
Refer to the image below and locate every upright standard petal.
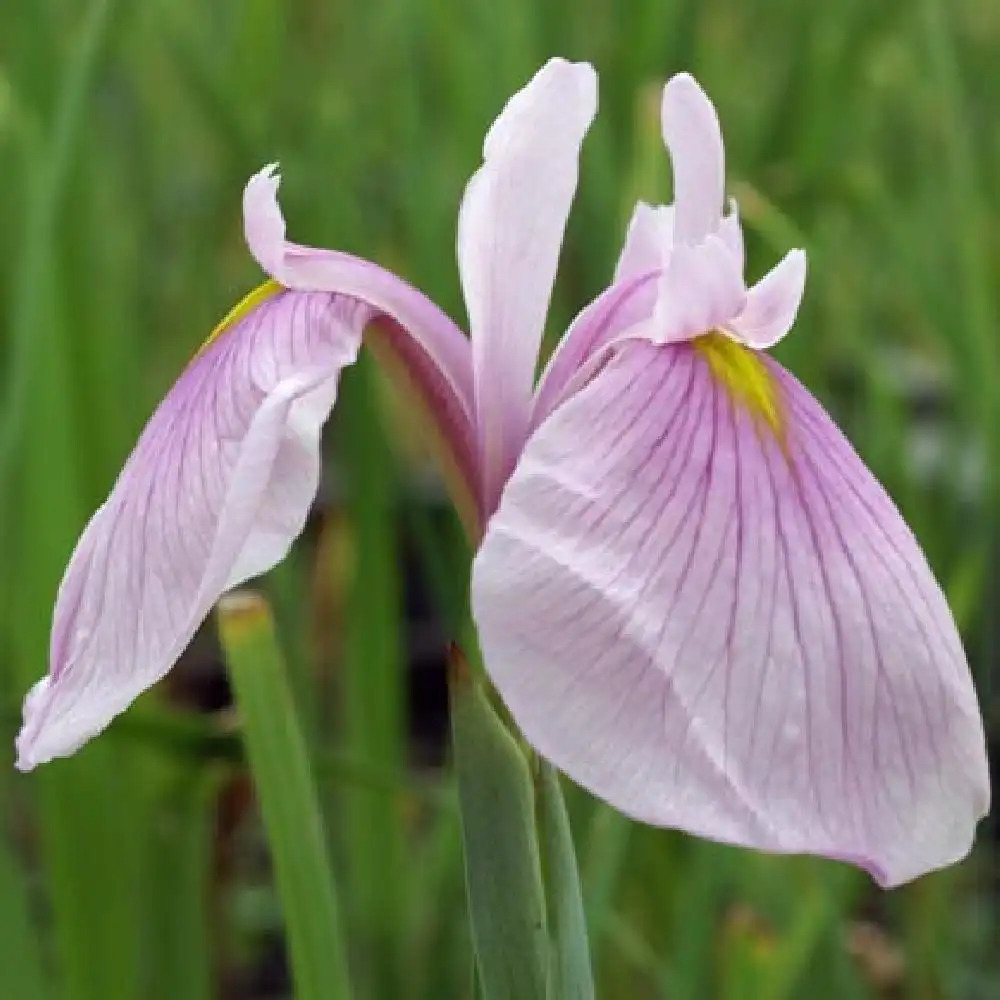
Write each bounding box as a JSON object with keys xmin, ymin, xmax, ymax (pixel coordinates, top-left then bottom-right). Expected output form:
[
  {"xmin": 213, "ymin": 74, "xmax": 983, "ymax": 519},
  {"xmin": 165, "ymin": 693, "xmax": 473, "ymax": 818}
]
[
  {"xmin": 473, "ymin": 337, "xmax": 989, "ymax": 887},
  {"xmin": 457, "ymin": 58, "xmax": 598, "ymax": 516},
  {"xmin": 17, "ymin": 289, "xmax": 369, "ymax": 769},
  {"xmin": 661, "ymin": 74, "xmax": 725, "ymax": 245}
]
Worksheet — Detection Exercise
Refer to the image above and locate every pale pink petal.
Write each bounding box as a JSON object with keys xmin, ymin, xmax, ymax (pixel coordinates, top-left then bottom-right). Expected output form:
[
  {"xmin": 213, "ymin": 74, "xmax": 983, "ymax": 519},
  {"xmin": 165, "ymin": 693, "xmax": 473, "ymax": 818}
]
[
  {"xmin": 613, "ymin": 202, "xmax": 674, "ymax": 283},
  {"xmin": 17, "ymin": 291, "xmax": 368, "ymax": 769},
  {"xmin": 530, "ymin": 271, "xmax": 659, "ymax": 431},
  {"xmin": 473, "ymin": 340, "xmax": 989, "ymax": 887},
  {"xmin": 727, "ymin": 249, "xmax": 807, "ymax": 349},
  {"xmin": 244, "ymin": 165, "xmax": 473, "ymax": 413},
  {"xmin": 243, "ymin": 163, "xmax": 287, "ymax": 275},
  {"xmin": 243, "ymin": 166, "xmax": 479, "ymax": 516},
  {"xmin": 718, "ymin": 199, "xmax": 744, "ymax": 270},
  {"xmin": 661, "ymin": 74, "xmax": 725, "ymax": 245},
  {"xmin": 653, "ymin": 236, "xmax": 746, "ymax": 344},
  {"xmin": 456, "ymin": 58, "xmax": 598, "ymax": 516}
]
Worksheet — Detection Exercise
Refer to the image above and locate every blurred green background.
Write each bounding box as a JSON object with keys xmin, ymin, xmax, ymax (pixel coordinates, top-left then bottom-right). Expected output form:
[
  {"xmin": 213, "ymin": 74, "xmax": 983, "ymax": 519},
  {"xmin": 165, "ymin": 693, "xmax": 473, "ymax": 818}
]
[{"xmin": 0, "ymin": 0, "xmax": 997, "ymax": 997}]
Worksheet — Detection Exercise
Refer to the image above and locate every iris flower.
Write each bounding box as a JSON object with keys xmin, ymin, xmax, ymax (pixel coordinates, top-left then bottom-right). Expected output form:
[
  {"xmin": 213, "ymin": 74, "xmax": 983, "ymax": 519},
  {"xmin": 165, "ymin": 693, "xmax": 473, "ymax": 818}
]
[{"xmin": 17, "ymin": 60, "xmax": 988, "ymax": 887}]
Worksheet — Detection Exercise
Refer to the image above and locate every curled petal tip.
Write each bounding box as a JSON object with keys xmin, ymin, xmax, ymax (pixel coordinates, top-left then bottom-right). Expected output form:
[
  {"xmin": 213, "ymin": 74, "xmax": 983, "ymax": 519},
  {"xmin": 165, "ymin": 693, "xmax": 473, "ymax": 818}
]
[
  {"xmin": 15, "ymin": 676, "xmax": 101, "ymax": 772},
  {"xmin": 244, "ymin": 162, "xmax": 282, "ymax": 198},
  {"xmin": 243, "ymin": 164, "xmax": 287, "ymax": 279}
]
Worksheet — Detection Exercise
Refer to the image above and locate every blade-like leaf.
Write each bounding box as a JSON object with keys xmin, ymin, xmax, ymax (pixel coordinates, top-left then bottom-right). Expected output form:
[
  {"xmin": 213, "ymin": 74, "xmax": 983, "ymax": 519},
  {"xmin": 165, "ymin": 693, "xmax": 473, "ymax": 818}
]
[
  {"xmin": 217, "ymin": 591, "xmax": 352, "ymax": 1000},
  {"xmin": 148, "ymin": 765, "xmax": 217, "ymax": 1000},
  {"xmin": 449, "ymin": 646, "xmax": 548, "ymax": 1000},
  {"xmin": 0, "ymin": 834, "xmax": 47, "ymax": 1000},
  {"xmin": 536, "ymin": 762, "xmax": 595, "ymax": 1000}
]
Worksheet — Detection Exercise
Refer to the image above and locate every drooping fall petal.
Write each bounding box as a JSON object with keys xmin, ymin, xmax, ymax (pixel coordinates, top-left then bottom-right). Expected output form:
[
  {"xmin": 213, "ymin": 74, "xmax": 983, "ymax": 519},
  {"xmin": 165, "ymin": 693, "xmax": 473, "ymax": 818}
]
[
  {"xmin": 19, "ymin": 160, "xmax": 484, "ymax": 769},
  {"xmin": 17, "ymin": 290, "xmax": 369, "ymax": 769},
  {"xmin": 472, "ymin": 337, "xmax": 989, "ymax": 887},
  {"xmin": 456, "ymin": 58, "xmax": 598, "ymax": 515}
]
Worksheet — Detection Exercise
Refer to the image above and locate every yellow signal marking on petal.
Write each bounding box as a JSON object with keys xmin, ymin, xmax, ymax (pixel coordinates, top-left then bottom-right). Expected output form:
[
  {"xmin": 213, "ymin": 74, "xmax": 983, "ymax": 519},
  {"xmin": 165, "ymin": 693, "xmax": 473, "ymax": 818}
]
[
  {"xmin": 196, "ymin": 279, "xmax": 284, "ymax": 356},
  {"xmin": 695, "ymin": 332, "xmax": 782, "ymax": 435}
]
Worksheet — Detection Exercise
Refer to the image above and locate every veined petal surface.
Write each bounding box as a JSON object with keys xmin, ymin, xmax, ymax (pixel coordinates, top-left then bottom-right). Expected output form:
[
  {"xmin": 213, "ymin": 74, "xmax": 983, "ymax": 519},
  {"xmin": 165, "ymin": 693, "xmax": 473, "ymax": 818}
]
[
  {"xmin": 473, "ymin": 339, "xmax": 989, "ymax": 887},
  {"xmin": 17, "ymin": 290, "xmax": 368, "ymax": 769},
  {"xmin": 456, "ymin": 58, "xmax": 597, "ymax": 515},
  {"xmin": 244, "ymin": 167, "xmax": 479, "ymax": 507},
  {"xmin": 530, "ymin": 270, "xmax": 658, "ymax": 431}
]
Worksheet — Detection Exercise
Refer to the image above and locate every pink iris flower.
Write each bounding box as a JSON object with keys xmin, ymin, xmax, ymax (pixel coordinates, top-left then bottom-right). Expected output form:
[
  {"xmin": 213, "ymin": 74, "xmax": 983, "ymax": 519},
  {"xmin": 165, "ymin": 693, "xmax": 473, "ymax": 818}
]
[{"xmin": 17, "ymin": 59, "xmax": 988, "ymax": 887}]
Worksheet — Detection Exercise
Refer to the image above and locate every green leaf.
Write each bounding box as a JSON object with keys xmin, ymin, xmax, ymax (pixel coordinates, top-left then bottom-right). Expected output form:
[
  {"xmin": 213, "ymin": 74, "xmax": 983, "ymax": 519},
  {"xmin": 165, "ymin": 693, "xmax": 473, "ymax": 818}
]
[
  {"xmin": 580, "ymin": 806, "xmax": 632, "ymax": 972},
  {"xmin": 147, "ymin": 766, "xmax": 218, "ymax": 1000},
  {"xmin": 338, "ymin": 355, "xmax": 409, "ymax": 995},
  {"xmin": 2, "ymin": 3, "xmax": 158, "ymax": 999},
  {"xmin": 217, "ymin": 591, "xmax": 352, "ymax": 1000},
  {"xmin": 449, "ymin": 647, "xmax": 548, "ymax": 1000},
  {"xmin": 535, "ymin": 762, "xmax": 595, "ymax": 1000},
  {"xmin": 0, "ymin": 0, "xmax": 120, "ymax": 522},
  {"xmin": 0, "ymin": 834, "xmax": 47, "ymax": 1000}
]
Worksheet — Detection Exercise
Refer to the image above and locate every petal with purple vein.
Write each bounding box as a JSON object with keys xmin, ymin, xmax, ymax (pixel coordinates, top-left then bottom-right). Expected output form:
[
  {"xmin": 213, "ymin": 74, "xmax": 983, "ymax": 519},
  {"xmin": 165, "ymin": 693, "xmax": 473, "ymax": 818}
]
[
  {"xmin": 472, "ymin": 338, "xmax": 989, "ymax": 886},
  {"xmin": 17, "ymin": 290, "xmax": 368, "ymax": 769},
  {"xmin": 530, "ymin": 271, "xmax": 658, "ymax": 432},
  {"xmin": 243, "ymin": 167, "xmax": 479, "ymax": 513}
]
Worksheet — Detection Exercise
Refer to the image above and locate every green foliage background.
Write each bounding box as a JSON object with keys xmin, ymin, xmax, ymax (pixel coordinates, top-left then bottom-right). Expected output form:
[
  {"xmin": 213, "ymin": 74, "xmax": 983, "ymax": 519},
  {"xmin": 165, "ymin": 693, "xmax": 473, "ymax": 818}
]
[{"xmin": 0, "ymin": 0, "xmax": 996, "ymax": 997}]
